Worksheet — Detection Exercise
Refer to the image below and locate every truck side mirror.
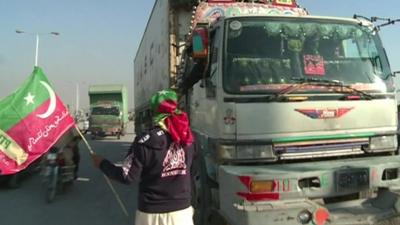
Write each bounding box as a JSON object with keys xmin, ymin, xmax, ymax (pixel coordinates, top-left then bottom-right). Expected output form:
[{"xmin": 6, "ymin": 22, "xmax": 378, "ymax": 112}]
[{"xmin": 192, "ymin": 27, "xmax": 209, "ymax": 59}]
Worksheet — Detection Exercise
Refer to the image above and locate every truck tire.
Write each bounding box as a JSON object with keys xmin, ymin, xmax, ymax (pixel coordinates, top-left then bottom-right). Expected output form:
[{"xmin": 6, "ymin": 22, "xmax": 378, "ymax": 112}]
[{"xmin": 192, "ymin": 153, "xmax": 229, "ymax": 225}]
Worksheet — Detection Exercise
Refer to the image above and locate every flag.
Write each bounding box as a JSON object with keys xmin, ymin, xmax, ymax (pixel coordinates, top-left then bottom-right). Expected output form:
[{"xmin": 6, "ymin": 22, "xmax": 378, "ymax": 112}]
[{"xmin": 0, "ymin": 67, "xmax": 75, "ymax": 175}]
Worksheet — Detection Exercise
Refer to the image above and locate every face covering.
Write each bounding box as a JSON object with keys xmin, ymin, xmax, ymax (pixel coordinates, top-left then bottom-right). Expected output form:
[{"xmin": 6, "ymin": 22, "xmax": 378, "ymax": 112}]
[{"xmin": 151, "ymin": 90, "xmax": 193, "ymax": 146}]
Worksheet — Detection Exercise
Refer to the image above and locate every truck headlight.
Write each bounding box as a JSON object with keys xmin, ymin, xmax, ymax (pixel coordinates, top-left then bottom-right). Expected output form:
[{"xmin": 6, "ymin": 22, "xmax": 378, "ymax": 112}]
[
  {"xmin": 366, "ymin": 135, "xmax": 397, "ymax": 152},
  {"xmin": 217, "ymin": 144, "xmax": 276, "ymax": 161}
]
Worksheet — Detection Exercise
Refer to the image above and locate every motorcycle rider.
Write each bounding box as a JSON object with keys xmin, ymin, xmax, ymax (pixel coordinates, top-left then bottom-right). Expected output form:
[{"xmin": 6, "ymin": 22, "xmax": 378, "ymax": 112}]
[{"xmin": 62, "ymin": 136, "xmax": 81, "ymax": 179}]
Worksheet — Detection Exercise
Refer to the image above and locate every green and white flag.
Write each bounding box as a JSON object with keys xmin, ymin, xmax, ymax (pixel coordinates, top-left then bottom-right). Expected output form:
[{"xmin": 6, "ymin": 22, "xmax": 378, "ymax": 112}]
[{"xmin": 0, "ymin": 67, "xmax": 75, "ymax": 175}]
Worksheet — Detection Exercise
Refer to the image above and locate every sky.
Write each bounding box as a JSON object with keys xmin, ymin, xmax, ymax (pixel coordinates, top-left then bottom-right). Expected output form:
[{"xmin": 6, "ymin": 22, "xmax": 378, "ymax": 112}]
[
  {"xmin": 1, "ymin": 0, "xmax": 400, "ymax": 112},
  {"xmin": 0, "ymin": 0, "xmax": 155, "ymax": 112}
]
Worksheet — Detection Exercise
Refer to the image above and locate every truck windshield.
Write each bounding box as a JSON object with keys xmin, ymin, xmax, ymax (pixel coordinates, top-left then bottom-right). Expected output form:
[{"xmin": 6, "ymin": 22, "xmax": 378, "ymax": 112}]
[
  {"xmin": 223, "ymin": 17, "xmax": 393, "ymax": 95},
  {"xmin": 91, "ymin": 106, "xmax": 120, "ymax": 116}
]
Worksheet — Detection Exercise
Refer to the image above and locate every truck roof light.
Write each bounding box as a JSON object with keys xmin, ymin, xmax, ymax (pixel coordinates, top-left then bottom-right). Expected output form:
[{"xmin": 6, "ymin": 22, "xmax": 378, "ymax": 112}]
[{"xmin": 272, "ymin": 0, "xmax": 297, "ymax": 7}]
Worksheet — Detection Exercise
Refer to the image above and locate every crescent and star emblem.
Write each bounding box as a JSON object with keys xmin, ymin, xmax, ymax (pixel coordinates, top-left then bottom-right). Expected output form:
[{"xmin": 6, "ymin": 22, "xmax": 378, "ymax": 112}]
[{"xmin": 36, "ymin": 81, "xmax": 57, "ymax": 119}]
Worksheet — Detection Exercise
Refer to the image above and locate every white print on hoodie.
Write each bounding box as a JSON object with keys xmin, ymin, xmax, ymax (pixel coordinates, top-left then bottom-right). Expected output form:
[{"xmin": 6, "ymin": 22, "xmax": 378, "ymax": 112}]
[{"xmin": 161, "ymin": 143, "xmax": 187, "ymax": 178}]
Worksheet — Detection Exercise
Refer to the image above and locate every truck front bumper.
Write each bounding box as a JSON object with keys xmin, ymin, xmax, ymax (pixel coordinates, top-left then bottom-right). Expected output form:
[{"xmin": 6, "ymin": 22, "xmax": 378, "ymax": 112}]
[
  {"xmin": 90, "ymin": 126, "xmax": 121, "ymax": 136},
  {"xmin": 218, "ymin": 155, "xmax": 400, "ymax": 225},
  {"xmin": 221, "ymin": 192, "xmax": 400, "ymax": 225}
]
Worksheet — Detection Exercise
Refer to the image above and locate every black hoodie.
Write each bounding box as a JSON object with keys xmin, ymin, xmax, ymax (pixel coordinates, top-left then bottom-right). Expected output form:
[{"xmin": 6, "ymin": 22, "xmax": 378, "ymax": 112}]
[{"xmin": 99, "ymin": 127, "xmax": 195, "ymax": 213}]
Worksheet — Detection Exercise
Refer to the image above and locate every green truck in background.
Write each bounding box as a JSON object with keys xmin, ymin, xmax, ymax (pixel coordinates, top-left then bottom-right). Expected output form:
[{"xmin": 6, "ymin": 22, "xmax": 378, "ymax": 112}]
[{"xmin": 88, "ymin": 85, "xmax": 128, "ymax": 139}]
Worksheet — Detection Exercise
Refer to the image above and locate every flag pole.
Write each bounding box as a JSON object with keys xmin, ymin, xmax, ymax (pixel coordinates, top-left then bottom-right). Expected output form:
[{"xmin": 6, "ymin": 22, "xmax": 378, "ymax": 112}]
[
  {"xmin": 75, "ymin": 125, "xmax": 94, "ymax": 155},
  {"xmin": 74, "ymin": 125, "xmax": 129, "ymax": 218},
  {"xmin": 35, "ymin": 34, "xmax": 39, "ymax": 67}
]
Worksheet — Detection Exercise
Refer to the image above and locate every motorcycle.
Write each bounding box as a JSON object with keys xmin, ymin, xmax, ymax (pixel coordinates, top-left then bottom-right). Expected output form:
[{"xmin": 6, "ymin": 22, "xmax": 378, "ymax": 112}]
[{"xmin": 42, "ymin": 146, "xmax": 76, "ymax": 203}]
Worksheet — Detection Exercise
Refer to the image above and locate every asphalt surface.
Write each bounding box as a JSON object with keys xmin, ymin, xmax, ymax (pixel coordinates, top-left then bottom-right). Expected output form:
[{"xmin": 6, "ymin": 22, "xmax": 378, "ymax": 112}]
[
  {"xmin": 1, "ymin": 121, "xmax": 400, "ymax": 225},
  {"xmin": 0, "ymin": 122, "xmax": 138, "ymax": 225}
]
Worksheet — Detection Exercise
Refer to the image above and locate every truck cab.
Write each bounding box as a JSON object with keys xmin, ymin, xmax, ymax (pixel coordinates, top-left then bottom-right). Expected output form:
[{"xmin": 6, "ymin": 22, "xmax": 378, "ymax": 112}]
[{"xmin": 89, "ymin": 101, "xmax": 124, "ymax": 139}]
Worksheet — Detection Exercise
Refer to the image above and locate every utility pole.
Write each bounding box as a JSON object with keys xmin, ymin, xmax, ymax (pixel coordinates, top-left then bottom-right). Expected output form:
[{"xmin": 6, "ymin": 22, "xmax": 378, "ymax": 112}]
[
  {"xmin": 16, "ymin": 30, "xmax": 59, "ymax": 67},
  {"xmin": 76, "ymin": 83, "xmax": 80, "ymax": 116}
]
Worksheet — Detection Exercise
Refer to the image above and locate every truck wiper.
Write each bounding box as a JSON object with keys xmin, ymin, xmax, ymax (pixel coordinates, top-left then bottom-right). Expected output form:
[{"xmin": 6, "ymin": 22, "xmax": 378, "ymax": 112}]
[{"xmin": 268, "ymin": 77, "xmax": 373, "ymax": 100}]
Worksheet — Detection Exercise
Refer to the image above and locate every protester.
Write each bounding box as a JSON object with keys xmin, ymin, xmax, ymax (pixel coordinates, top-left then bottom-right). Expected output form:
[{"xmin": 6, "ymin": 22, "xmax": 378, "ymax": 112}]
[
  {"xmin": 91, "ymin": 89, "xmax": 195, "ymax": 225},
  {"xmin": 62, "ymin": 136, "xmax": 81, "ymax": 179}
]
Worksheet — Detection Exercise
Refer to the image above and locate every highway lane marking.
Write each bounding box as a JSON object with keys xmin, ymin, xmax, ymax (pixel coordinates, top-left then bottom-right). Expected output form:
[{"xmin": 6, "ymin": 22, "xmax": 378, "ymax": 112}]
[{"xmin": 76, "ymin": 177, "xmax": 90, "ymax": 182}]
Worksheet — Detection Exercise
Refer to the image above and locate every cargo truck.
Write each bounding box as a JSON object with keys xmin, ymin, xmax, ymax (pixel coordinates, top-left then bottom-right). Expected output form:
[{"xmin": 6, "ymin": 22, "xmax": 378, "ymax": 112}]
[
  {"xmin": 88, "ymin": 85, "xmax": 128, "ymax": 139},
  {"xmin": 134, "ymin": 1, "xmax": 400, "ymax": 224}
]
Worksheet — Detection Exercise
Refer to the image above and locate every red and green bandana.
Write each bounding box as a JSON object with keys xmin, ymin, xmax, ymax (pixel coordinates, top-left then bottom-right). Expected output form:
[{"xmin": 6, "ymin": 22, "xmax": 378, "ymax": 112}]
[
  {"xmin": 151, "ymin": 90, "xmax": 193, "ymax": 146},
  {"xmin": 0, "ymin": 67, "xmax": 75, "ymax": 175}
]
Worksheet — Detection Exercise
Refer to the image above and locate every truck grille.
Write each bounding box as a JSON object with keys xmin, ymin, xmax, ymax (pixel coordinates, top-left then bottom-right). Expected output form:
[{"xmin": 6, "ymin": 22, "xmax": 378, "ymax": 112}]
[{"xmin": 273, "ymin": 138, "xmax": 369, "ymax": 159}]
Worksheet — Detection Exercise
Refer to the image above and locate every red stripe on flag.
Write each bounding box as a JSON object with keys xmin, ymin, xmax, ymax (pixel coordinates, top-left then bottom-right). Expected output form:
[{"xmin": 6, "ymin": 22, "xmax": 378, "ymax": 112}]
[{"xmin": 0, "ymin": 96, "xmax": 74, "ymax": 175}]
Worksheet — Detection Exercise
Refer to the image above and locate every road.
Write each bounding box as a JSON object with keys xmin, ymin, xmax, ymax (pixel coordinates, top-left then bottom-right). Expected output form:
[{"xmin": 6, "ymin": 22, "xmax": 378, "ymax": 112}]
[
  {"xmin": 0, "ymin": 122, "xmax": 138, "ymax": 225},
  {"xmin": 1, "ymin": 121, "xmax": 400, "ymax": 225}
]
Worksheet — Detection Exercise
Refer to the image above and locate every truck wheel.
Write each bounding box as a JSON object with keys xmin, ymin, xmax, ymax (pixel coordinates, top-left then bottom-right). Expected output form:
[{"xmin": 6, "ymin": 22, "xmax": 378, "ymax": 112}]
[{"xmin": 192, "ymin": 155, "xmax": 229, "ymax": 225}]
